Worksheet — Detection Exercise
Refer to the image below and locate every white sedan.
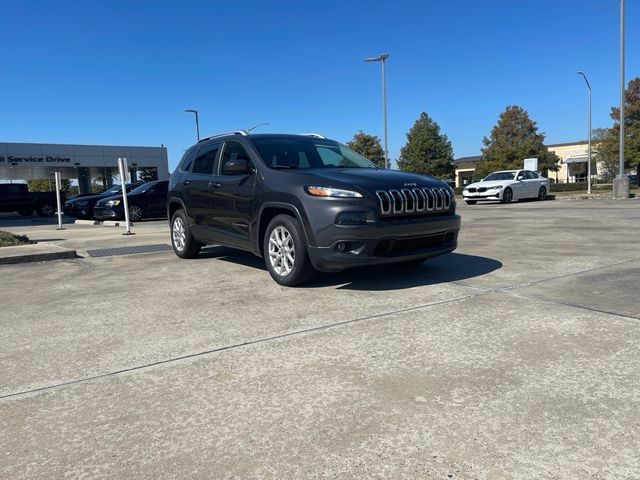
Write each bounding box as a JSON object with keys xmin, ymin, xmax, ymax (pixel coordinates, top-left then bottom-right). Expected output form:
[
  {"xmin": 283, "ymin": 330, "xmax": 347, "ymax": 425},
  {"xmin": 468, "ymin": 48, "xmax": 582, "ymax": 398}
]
[{"xmin": 462, "ymin": 169, "xmax": 550, "ymax": 204}]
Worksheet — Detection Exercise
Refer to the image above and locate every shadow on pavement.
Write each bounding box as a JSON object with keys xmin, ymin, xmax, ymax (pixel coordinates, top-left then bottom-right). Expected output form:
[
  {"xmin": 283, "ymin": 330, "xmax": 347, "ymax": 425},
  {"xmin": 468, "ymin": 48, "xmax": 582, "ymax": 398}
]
[
  {"xmin": 0, "ymin": 213, "xmax": 75, "ymax": 228},
  {"xmin": 200, "ymin": 246, "xmax": 502, "ymax": 291}
]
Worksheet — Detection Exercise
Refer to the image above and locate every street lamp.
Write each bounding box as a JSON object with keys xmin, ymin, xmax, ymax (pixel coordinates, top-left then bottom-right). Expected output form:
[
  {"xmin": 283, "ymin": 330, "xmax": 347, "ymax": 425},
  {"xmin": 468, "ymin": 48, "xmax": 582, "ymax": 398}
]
[
  {"xmin": 364, "ymin": 53, "xmax": 390, "ymax": 168},
  {"xmin": 248, "ymin": 122, "xmax": 270, "ymax": 132},
  {"xmin": 614, "ymin": 0, "xmax": 630, "ymax": 198},
  {"xmin": 184, "ymin": 109, "xmax": 200, "ymax": 141},
  {"xmin": 577, "ymin": 71, "xmax": 592, "ymax": 195}
]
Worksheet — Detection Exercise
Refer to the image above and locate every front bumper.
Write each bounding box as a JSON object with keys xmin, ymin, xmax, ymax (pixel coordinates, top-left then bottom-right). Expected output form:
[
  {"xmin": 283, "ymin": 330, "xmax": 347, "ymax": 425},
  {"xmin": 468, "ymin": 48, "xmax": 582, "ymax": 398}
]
[
  {"xmin": 306, "ymin": 214, "xmax": 461, "ymax": 272},
  {"xmin": 63, "ymin": 203, "xmax": 93, "ymax": 219},
  {"xmin": 93, "ymin": 206, "xmax": 122, "ymax": 220}
]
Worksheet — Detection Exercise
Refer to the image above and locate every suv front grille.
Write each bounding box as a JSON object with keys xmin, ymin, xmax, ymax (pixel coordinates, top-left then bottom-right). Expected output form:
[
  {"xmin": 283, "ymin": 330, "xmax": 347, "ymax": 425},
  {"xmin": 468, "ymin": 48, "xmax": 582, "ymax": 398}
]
[{"xmin": 375, "ymin": 187, "xmax": 452, "ymax": 217}]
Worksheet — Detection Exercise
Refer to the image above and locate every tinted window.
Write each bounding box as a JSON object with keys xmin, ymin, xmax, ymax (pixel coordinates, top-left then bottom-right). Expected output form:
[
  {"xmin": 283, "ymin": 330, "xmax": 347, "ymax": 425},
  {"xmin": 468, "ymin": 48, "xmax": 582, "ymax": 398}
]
[
  {"xmin": 484, "ymin": 172, "xmax": 515, "ymax": 181},
  {"xmin": 250, "ymin": 137, "xmax": 375, "ymax": 169},
  {"xmin": 192, "ymin": 143, "xmax": 220, "ymax": 175},
  {"xmin": 526, "ymin": 171, "xmax": 539, "ymax": 179},
  {"xmin": 220, "ymin": 142, "xmax": 252, "ymax": 174},
  {"xmin": 180, "ymin": 149, "xmax": 197, "ymax": 172}
]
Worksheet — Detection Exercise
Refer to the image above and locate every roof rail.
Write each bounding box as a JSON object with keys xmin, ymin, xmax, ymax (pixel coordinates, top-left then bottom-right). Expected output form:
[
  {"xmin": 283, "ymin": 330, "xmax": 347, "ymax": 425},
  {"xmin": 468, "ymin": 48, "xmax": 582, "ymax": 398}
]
[
  {"xmin": 198, "ymin": 130, "xmax": 248, "ymax": 143},
  {"xmin": 302, "ymin": 133, "xmax": 326, "ymax": 139}
]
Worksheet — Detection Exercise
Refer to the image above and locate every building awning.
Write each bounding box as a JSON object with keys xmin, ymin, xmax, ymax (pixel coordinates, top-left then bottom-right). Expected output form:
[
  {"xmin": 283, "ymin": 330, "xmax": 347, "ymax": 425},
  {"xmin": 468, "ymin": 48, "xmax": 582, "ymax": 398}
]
[{"xmin": 564, "ymin": 156, "xmax": 588, "ymax": 164}]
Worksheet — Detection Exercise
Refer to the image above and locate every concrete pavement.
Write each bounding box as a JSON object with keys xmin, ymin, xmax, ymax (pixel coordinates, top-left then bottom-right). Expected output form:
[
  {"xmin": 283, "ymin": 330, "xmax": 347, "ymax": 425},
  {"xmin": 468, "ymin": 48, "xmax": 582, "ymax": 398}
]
[{"xmin": 1, "ymin": 200, "xmax": 639, "ymax": 478}]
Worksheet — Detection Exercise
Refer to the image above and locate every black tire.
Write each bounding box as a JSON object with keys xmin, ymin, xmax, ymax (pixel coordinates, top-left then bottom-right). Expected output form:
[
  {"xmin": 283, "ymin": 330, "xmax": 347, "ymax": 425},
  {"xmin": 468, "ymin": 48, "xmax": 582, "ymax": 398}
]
[
  {"xmin": 501, "ymin": 187, "xmax": 513, "ymax": 204},
  {"xmin": 36, "ymin": 202, "xmax": 55, "ymax": 217},
  {"xmin": 18, "ymin": 209, "xmax": 33, "ymax": 217},
  {"xmin": 538, "ymin": 186, "xmax": 547, "ymax": 201},
  {"xmin": 263, "ymin": 214, "xmax": 316, "ymax": 287},
  {"xmin": 464, "ymin": 200, "xmax": 477, "ymax": 205},
  {"xmin": 170, "ymin": 209, "xmax": 202, "ymax": 259},
  {"xmin": 128, "ymin": 204, "xmax": 144, "ymax": 222}
]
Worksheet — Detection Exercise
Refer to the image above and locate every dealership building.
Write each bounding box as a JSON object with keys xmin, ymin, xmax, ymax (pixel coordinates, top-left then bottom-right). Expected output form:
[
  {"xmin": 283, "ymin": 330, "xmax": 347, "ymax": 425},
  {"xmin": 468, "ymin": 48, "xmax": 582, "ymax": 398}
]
[{"xmin": 0, "ymin": 142, "xmax": 169, "ymax": 194}]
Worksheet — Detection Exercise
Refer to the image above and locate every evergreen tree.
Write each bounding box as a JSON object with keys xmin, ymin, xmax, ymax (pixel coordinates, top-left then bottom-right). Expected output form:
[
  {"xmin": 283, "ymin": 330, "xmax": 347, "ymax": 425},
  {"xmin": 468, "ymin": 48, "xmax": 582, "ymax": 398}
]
[
  {"xmin": 346, "ymin": 131, "xmax": 385, "ymax": 167},
  {"xmin": 397, "ymin": 112, "xmax": 453, "ymax": 178},
  {"xmin": 476, "ymin": 105, "xmax": 558, "ymax": 180}
]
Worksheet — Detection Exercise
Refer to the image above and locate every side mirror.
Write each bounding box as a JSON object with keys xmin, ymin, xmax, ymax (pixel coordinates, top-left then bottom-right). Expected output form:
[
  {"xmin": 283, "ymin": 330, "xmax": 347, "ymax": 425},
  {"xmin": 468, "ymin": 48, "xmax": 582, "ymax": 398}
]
[{"xmin": 223, "ymin": 159, "xmax": 252, "ymax": 174}]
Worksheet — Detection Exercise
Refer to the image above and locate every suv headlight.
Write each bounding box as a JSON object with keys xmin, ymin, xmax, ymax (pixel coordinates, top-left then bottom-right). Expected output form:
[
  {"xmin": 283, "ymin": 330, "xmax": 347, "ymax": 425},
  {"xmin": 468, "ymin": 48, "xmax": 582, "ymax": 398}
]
[
  {"xmin": 105, "ymin": 199, "xmax": 121, "ymax": 206},
  {"xmin": 304, "ymin": 186, "xmax": 363, "ymax": 198}
]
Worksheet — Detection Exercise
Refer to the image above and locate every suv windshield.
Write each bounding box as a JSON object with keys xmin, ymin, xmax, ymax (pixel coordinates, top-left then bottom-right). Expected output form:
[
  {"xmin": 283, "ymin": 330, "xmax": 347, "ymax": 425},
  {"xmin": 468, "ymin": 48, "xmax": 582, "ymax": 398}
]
[
  {"xmin": 250, "ymin": 138, "xmax": 376, "ymax": 169},
  {"xmin": 484, "ymin": 172, "xmax": 515, "ymax": 181},
  {"xmin": 130, "ymin": 182, "xmax": 156, "ymax": 194}
]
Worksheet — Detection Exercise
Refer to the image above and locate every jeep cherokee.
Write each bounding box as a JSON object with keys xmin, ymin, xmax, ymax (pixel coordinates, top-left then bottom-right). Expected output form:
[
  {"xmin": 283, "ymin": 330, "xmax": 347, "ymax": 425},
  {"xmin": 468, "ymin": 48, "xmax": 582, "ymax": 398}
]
[{"xmin": 168, "ymin": 131, "xmax": 461, "ymax": 286}]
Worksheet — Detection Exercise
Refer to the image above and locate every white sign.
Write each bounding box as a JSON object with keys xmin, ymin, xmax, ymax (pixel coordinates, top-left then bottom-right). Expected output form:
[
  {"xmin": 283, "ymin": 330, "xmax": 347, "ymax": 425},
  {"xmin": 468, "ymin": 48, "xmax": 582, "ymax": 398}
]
[{"xmin": 524, "ymin": 158, "xmax": 538, "ymax": 171}]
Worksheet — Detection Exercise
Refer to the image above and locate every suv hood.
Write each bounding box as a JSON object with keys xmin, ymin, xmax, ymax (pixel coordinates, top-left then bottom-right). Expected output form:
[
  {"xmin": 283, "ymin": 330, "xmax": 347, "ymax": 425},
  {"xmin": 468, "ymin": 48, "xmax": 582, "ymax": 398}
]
[
  {"xmin": 66, "ymin": 192, "xmax": 114, "ymax": 204},
  {"xmin": 282, "ymin": 168, "xmax": 447, "ymax": 195}
]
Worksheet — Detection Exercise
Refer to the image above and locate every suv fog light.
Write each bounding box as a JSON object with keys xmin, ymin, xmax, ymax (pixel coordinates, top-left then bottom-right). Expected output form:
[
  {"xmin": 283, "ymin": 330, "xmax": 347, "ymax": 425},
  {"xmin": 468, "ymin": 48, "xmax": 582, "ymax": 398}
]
[
  {"xmin": 337, "ymin": 242, "xmax": 346, "ymax": 252},
  {"xmin": 335, "ymin": 212, "xmax": 367, "ymax": 225}
]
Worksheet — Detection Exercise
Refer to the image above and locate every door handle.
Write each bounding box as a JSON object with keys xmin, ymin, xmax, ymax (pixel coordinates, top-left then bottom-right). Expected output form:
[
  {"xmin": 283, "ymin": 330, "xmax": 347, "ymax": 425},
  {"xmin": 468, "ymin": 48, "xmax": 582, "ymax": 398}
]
[
  {"xmin": 210, "ymin": 182, "xmax": 222, "ymax": 188},
  {"xmin": 182, "ymin": 180, "xmax": 191, "ymax": 185}
]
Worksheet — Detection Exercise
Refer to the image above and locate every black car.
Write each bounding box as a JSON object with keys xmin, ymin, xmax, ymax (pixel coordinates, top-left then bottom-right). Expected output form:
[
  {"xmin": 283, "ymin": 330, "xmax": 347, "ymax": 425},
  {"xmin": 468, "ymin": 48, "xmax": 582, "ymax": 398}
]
[
  {"xmin": 93, "ymin": 180, "xmax": 169, "ymax": 221},
  {"xmin": 63, "ymin": 184, "xmax": 139, "ymax": 219},
  {"xmin": 168, "ymin": 131, "xmax": 461, "ymax": 286}
]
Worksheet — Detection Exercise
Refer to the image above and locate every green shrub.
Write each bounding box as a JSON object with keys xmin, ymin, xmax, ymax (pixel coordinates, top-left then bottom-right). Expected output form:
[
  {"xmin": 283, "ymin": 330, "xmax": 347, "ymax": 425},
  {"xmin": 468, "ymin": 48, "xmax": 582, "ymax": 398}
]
[{"xmin": 0, "ymin": 230, "xmax": 31, "ymax": 247}]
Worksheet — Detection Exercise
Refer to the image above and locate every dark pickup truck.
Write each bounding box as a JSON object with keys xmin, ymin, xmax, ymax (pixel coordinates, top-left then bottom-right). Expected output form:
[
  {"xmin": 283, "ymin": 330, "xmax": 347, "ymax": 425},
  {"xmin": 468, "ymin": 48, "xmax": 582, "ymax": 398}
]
[{"xmin": 0, "ymin": 183, "xmax": 63, "ymax": 217}]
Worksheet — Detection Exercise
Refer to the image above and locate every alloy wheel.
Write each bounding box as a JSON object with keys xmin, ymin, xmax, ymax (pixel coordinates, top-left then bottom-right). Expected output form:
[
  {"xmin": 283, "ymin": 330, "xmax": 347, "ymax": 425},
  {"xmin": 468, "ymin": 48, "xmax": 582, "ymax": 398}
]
[
  {"xmin": 128, "ymin": 205, "xmax": 143, "ymax": 221},
  {"xmin": 172, "ymin": 216, "xmax": 186, "ymax": 251},
  {"xmin": 268, "ymin": 225, "xmax": 295, "ymax": 276},
  {"xmin": 41, "ymin": 204, "xmax": 55, "ymax": 216}
]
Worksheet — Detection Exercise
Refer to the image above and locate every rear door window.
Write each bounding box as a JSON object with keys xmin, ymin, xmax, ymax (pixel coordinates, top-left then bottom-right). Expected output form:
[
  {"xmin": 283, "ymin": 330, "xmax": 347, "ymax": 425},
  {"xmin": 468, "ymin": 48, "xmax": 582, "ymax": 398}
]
[{"xmin": 192, "ymin": 143, "xmax": 220, "ymax": 175}]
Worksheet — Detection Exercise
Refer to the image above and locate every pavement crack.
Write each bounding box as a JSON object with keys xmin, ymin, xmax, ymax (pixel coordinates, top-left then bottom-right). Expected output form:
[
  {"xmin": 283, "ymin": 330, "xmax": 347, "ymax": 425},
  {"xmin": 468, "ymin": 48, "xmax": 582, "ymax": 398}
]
[{"xmin": 0, "ymin": 290, "xmax": 486, "ymax": 401}]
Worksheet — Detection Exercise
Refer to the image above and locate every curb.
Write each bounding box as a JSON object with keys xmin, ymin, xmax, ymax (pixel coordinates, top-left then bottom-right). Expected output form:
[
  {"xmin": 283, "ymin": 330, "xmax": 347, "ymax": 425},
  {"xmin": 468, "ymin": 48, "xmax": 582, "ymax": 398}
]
[{"xmin": 0, "ymin": 244, "xmax": 78, "ymax": 265}]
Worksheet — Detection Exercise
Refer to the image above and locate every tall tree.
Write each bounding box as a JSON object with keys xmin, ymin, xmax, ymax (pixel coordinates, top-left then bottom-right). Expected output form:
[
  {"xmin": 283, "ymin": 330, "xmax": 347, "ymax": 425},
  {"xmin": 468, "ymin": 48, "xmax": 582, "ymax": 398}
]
[
  {"xmin": 476, "ymin": 105, "xmax": 558, "ymax": 180},
  {"xmin": 346, "ymin": 131, "xmax": 385, "ymax": 167},
  {"xmin": 606, "ymin": 77, "xmax": 640, "ymax": 179},
  {"xmin": 397, "ymin": 112, "xmax": 453, "ymax": 178}
]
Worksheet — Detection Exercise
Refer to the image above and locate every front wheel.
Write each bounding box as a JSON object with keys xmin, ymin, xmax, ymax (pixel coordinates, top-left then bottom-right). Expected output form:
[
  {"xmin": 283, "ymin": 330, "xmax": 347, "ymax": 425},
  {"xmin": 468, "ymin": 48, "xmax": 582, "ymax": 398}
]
[
  {"xmin": 264, "ymin": 214, "xmax": 315, "ymax": 287},
  {"xmin": 170, "ymin": 210, "xmax": 202, "ymax": 258},
  {"xmin": 501, "ymin": 187, "xmax": 513, "ymax": 204},
  {"xmin": 128, "ymin": 204, "xmax": 144, "ymax": 221},
  {"xmin": 538, "ymin": 186, "xmax": 547, "ymax": 201}
]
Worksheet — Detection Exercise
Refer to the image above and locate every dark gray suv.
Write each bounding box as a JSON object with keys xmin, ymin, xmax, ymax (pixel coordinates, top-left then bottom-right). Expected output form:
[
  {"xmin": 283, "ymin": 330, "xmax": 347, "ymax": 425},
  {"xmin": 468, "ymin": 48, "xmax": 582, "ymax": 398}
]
[{"xmin": 168, "ymin": 131, "xmax": 461, "ymax": 286}]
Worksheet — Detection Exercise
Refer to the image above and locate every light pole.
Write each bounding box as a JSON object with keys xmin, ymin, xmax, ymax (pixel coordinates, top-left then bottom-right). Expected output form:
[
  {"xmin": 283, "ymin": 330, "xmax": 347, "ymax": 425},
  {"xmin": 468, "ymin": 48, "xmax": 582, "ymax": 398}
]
[
  {"xmin": 184, "ymin": 109, "xmax": 200, "ymax": 141},
  {"xmin": 614, "ymin": 0, "xmax": 630, "ymax": 198},
  {"xmin": 248, "ymin": 122, "xmax": 270, "ymax": 132},
  {"xmin": 365, "ymin": 53, "xmax": 390, "ymax": 168},
  {"xmin": 577, "ymin": 71, "xmax": 592, "ymax": 194}
]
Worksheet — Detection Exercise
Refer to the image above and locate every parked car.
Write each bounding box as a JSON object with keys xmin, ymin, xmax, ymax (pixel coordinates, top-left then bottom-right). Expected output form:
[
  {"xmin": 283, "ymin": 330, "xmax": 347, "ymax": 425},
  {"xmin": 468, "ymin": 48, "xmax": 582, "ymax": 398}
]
[
  {"xmin": 94, "ymin": 180, "xmax": 169, "ymax": 221},
  {"xmin": 0, "ymin": 183, "xmax": 64, "ymax": 217},
  {"xmin": 462, "ymin": 170, "xmax": 550, "ymax": 204},
  {"xmin": 167, "ymin": 131, "xmax": 461, "ymax": 286},
  {"xmin": 63, "ymin": 184, "xmax": 139, "ymax": 219}
]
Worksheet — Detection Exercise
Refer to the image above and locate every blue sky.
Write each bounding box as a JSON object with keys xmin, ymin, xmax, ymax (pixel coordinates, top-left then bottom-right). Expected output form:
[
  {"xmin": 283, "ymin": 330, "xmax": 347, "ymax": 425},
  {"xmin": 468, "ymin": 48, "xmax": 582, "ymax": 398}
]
[{"xmin": 1, "ymin": 0, "xmax": 638, "ymax": 170}]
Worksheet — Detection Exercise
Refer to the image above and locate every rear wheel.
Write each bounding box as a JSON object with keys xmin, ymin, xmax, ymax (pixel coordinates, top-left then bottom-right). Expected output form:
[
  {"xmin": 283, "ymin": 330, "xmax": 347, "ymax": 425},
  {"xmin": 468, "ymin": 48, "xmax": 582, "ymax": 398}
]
[
  {"xmin": 538, "ymin": 186, "xmax": 547, "ymax": 201},
  {"xmin": 171, "ymin": 210, "xmax": 202, "ymax": 258},
  {"xmin": 501, "ymin": 187, "xmax": 513, "ymax": 204},
  {"xmin": 264, "ymin": 214, "xmax": 315, "ymax": 286},
  {"xmin": 37, "ymin": 202, "xmax": 55, "ymax": 217}
]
